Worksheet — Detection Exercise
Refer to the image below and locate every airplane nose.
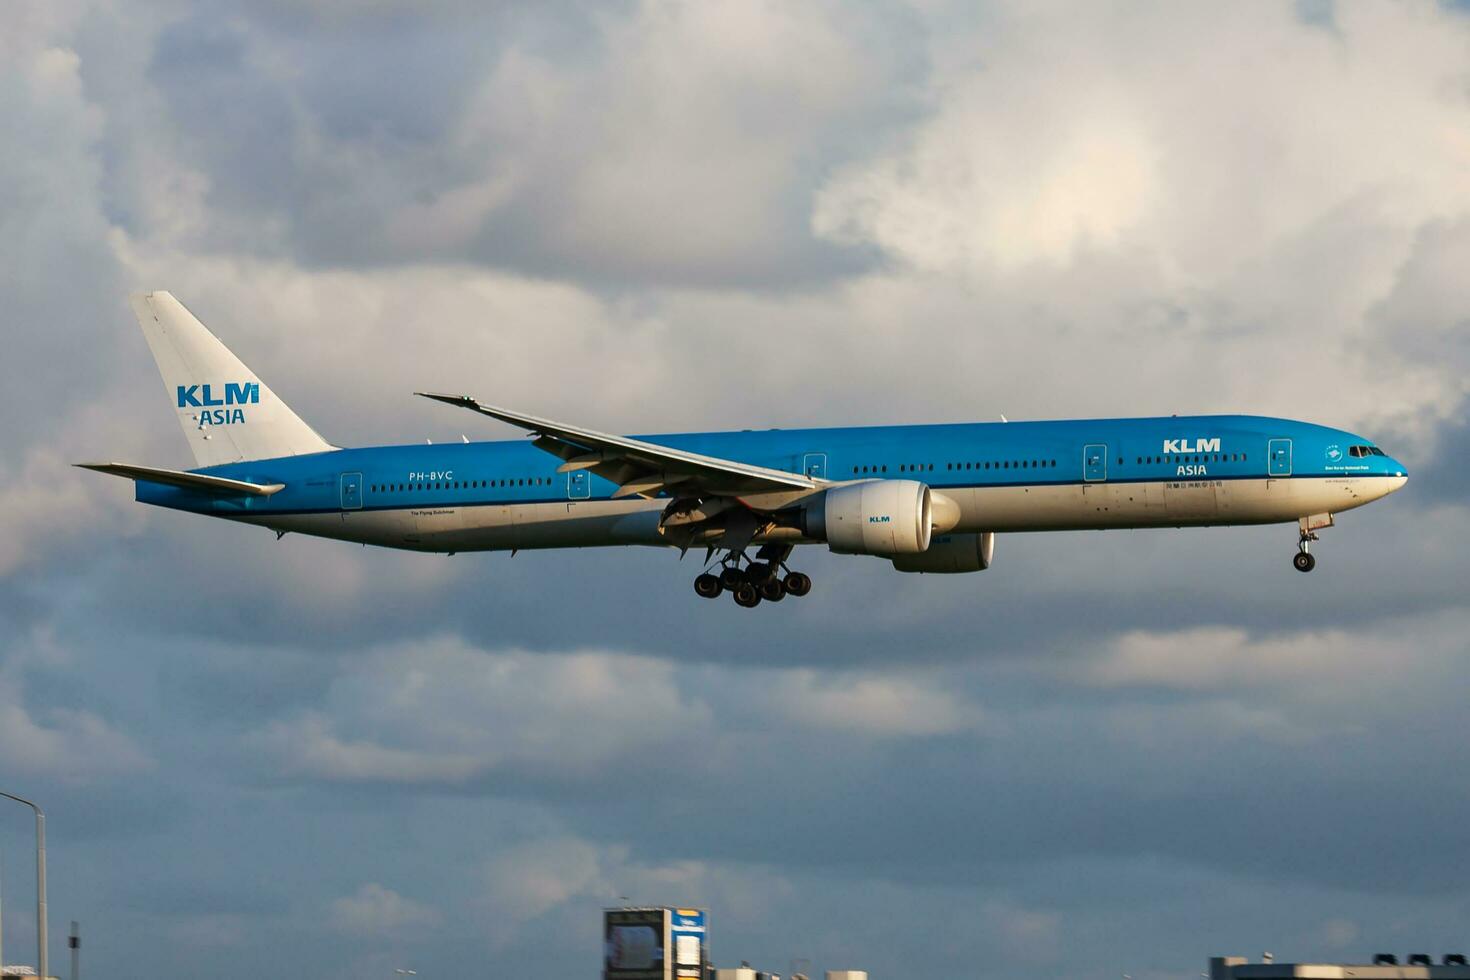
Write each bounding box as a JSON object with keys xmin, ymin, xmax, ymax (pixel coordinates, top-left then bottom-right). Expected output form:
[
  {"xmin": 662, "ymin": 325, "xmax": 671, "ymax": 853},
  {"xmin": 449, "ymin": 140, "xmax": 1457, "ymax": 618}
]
[{"xmin": 1384, "ymin": 460, "xmax": 1408, "ymax": 493}]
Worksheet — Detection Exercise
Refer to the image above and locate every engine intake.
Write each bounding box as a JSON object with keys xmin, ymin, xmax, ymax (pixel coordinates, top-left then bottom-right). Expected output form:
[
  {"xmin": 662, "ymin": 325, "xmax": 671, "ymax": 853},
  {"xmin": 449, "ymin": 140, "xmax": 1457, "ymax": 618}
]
[
  {"xmin": 892, "ymin": 532, "xmax": 995, "ymax": 573},
  {"xmin": 805, "ymin": 480, "xmax": 932, "ymax": 556}
]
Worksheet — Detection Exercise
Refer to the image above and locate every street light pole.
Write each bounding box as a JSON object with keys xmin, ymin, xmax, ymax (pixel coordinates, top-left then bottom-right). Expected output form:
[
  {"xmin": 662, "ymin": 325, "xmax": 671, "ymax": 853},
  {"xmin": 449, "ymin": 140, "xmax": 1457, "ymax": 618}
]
[{"xmin": 0, "ymin": 793, "xmax": 45, "ymax": 980}]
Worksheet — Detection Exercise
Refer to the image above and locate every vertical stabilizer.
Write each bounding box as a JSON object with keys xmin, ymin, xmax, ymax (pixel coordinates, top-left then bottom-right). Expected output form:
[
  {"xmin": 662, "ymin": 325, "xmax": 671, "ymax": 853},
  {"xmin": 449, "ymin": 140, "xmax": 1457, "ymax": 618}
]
[{"xmin": 130, "ymin": 292, "xmax": 334, "ymax": 467}]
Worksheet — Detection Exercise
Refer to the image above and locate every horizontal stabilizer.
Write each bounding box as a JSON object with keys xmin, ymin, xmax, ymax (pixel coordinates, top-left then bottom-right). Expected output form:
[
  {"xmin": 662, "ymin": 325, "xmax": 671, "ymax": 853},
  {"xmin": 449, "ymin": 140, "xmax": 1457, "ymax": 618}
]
[{"xmin": 75, "ymin": 462, "xmax": 285, "ymax": 496}]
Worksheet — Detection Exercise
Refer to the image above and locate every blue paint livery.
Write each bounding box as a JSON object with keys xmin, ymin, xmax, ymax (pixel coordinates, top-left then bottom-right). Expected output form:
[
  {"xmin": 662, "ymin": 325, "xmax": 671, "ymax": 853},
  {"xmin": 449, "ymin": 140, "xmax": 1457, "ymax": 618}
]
[{"xmin": 134, "ymin": 414, "xmax": 1407, "ymax": 517}]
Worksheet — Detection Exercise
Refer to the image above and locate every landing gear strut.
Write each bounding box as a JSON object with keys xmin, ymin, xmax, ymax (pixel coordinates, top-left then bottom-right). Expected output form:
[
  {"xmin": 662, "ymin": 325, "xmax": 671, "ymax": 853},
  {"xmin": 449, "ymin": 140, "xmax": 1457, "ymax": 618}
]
[
  {"xmin": 1293, "ymin": 515, "xmax": 1327, "ymax": 573},
  {"xmin": 691, "ymin": 546, "xmax": 813, "ymax": 606}
]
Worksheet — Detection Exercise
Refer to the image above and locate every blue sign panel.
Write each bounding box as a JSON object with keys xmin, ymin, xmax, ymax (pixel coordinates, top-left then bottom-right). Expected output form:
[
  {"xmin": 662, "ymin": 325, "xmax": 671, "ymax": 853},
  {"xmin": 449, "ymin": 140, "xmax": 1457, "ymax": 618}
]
[{"xmin": 670, "ymin": 908, "xmax": 706, "ymax": 980}]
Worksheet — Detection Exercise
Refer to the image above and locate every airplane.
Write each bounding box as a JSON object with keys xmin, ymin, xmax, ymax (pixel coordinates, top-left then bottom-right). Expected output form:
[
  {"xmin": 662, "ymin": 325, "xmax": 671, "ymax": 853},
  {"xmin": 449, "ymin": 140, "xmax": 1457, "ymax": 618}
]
[{"xmin": 79, "ymin": 292, "xmax": 1409, "ymax": 608}]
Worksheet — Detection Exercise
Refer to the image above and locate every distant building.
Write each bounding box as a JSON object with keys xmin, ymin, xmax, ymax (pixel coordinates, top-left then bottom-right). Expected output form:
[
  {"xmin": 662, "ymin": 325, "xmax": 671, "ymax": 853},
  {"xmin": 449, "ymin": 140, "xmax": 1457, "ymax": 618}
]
[
  {"xmin": 603, "ymin": 907, "xmax": 708, "ymax": 980},
  {"xmin": 712, "ymin": 970, "xmax": 755, "ymax": 980},
  {"xmin": 1210, "ymin": 954, "xmax": 1470, "ymax": 978}
]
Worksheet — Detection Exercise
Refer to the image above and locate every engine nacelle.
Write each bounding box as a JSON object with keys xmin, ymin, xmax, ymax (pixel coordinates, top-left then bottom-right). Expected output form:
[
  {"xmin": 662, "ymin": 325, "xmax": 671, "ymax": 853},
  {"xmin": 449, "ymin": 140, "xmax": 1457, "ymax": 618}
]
[
  {"xmin": 805, "ymin": 480, "xmax": 932, "ymax": 556},
  {"xmin": 891, "ymin": 531, "xmax": 996, "ymax": 574}
]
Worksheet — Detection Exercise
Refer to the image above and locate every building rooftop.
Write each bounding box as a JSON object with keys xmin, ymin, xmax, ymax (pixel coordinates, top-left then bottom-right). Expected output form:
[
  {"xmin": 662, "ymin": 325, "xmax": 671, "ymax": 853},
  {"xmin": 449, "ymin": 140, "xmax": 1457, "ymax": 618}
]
[{"xmin": 1211, "ymin": 955, "xmax": 1470, "ymax": 979}]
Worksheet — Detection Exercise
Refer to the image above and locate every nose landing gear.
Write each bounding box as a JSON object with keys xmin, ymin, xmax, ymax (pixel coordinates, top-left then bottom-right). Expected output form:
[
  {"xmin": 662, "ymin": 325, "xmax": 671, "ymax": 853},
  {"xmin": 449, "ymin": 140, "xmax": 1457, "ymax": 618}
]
[{"xmin": 1292, "ymin": 513, "xmax": 1332, "ymax": 573}]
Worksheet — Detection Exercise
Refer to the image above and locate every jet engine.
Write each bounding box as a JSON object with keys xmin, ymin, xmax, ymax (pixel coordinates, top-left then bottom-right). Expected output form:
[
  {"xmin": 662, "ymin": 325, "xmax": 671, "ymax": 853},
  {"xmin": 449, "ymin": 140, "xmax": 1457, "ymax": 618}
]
[
  {"xmin": 891, "ymin": 531, "xmax": 996, "ymax": 573},
  {"xmin": 803, "ymin": 480, "xmax": 932, "ymax": 555}
]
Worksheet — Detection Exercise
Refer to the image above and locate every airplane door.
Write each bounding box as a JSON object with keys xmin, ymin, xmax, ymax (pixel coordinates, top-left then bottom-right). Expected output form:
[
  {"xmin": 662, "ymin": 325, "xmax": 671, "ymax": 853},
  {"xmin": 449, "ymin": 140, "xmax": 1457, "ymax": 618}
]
[
  {"xmin": 1268, "ymin": 439, "xmax": 1293, "ymax": 477},
  {"xmin": 802, "ymin": 453, "xmax": 828, "ymax": 480},
  {"xmin": 1083, "ymin": 444, "xmax": 1107, "ymax": 482},
  {"xmin": 567, "ymin": 469, "xmax": 591, "ymax": 500},
  {"xmin": 339, "ymin": 472, "xmax": 363, "ymax": 510}
]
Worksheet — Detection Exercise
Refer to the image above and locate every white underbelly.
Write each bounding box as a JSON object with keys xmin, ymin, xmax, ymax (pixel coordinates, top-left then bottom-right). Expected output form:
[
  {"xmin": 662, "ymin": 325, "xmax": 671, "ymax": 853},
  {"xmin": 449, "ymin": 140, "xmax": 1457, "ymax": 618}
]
[
  {"xmin": 236, "ymin": 476, "xmax": 1391, "ymax": 552},
  {"xmin": 949, "ymin": 476, "xmax": 1384, "ymax": 532}
]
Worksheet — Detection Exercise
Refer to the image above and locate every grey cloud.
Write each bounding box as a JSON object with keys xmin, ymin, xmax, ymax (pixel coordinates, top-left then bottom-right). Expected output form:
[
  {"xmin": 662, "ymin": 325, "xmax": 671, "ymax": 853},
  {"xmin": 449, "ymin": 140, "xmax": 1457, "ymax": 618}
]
[
  {"xmin": 1406, "ymin": 399, "xmax": 1470, "ymax": 506},
  {"xmin": 113, "ymin": 0, "xmax": 921, "ymax": 286}
]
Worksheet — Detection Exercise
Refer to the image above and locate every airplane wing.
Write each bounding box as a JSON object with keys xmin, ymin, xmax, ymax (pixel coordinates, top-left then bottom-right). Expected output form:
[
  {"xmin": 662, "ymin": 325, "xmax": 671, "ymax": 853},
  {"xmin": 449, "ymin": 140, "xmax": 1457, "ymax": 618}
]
[
  {"xmin": 76, "ymin": 462, "xmax": 285, "ymax": 496},
  {"xmin": 415, "ymin": 393, "xmax": 819, "ymax": 498}
]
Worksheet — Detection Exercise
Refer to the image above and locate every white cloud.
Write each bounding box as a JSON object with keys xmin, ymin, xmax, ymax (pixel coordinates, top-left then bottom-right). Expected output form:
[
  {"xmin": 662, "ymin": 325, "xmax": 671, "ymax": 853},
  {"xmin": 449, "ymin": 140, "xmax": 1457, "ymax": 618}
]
[
  {"xmin": 501, "ymin": 0, "xmax": 882, "ymax": 277},
  {"xmin": 479, "ymin": 837, "xmax": 609, "ymax": 947},
  {"xmin": 1072, "ymin": 610, "xmax": 1470, "ymax": 696},
  {"xmin": 764, "ymin": 668, "xmax": 982, "ymax": 737},
  {"xmin": 255, "ymin": 639, "xmax": 712, "ymax": 784},
  {"xmin": 815, "ymin": 3, "xmax": 1470, "ymax": 278},
  {"xmin": 329, "ymin": 883, "xmax": 441, "ymax": 935},
  {"xmin": 0, "ymin": 658, "xmax": 153, "ymax": 781}
]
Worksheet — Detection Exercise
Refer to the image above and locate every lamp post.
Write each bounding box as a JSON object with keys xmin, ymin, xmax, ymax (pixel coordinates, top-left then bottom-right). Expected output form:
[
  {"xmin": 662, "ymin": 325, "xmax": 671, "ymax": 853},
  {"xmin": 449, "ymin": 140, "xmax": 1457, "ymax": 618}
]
[{"xmin": 0, "ymin": 793, "xmax": 45, "ymax": 980}]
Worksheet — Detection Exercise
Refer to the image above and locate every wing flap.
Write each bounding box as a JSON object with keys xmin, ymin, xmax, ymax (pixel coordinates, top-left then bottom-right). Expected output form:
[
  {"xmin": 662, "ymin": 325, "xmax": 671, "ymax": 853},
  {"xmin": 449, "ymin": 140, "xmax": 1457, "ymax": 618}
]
[{"xmin": 76, "ymin": 462, "xmax": 285, "ymax": 496}]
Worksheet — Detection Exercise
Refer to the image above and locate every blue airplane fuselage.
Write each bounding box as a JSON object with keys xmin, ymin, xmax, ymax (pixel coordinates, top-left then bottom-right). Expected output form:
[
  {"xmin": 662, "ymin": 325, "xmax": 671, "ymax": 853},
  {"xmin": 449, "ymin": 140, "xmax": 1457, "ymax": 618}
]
[{"xmin": 135, "ymin": 413, "xmax": 1407, "ymax": 559}]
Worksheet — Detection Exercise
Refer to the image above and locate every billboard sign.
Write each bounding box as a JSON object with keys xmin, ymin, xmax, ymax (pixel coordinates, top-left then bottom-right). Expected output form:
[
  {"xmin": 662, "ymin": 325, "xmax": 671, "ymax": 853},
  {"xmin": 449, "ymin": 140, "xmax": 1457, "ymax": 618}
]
[
  {"xmin": 605, "ymin": 908, "xmax": 668, "ymax": 980},
  {"xmin": 604, "ymin": 907, "xmax": 708, "ymax": 980},
  {"xmin": 670, "ymin": 908, "xmax": 706, "ymax": 980}
]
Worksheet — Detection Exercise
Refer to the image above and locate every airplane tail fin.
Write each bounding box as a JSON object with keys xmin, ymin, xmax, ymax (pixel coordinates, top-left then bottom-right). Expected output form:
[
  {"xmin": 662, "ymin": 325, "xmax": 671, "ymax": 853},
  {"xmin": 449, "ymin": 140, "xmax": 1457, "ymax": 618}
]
[{"xmin": 130, "ymin": 291, "xmax": 334, "ymax": 467}]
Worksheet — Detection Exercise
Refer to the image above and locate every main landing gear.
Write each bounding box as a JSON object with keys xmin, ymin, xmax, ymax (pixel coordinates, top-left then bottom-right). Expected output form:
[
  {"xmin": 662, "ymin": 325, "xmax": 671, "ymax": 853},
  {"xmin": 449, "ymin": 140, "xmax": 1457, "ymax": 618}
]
[{"xmin": 693, "ymin": 548, "xmax": 812, "ymax": 607}]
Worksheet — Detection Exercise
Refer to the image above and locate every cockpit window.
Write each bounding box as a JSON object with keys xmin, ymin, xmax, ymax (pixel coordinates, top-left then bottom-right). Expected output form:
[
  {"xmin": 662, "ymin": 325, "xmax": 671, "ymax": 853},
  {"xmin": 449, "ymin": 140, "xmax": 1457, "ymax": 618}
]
[{"xmin": 1348, "ymin": 445, "xmax": 1387, "ymax": 458}]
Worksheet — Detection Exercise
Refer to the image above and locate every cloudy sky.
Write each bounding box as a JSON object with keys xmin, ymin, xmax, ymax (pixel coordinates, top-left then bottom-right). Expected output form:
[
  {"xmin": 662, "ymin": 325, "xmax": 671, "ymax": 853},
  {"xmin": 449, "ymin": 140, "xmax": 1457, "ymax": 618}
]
[{"xmin": 2, "ymin": 1, "xmax": 1469, "ymax": 977}]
